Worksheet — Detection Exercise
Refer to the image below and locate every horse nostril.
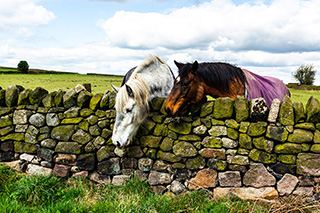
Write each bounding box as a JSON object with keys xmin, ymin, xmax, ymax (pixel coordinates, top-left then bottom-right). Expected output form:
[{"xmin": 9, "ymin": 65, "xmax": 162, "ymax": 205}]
[
  {"xmin": 165, "ymin": 107, "xmax": 172, "ymax": 116},
  {"xmin": 117, "ymin": 141, "xmax": 121, "ymax": 147}
]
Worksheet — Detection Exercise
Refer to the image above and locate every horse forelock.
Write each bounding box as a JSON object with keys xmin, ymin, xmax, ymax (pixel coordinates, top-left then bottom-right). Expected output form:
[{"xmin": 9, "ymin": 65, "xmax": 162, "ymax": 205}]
[{"xmin": 115, "ymin": 77, "xmax": 151, "ymax": 112}]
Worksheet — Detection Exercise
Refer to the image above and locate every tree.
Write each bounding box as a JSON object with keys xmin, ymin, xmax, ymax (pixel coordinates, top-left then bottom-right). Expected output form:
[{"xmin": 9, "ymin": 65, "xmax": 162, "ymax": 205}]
[
  {"xmin": 17, "ymin": 60, "xmax": 29, "ymax": 73},
  {"xmin": 293, "ymin": 64, "xmax": 316, "ymax": 85}
]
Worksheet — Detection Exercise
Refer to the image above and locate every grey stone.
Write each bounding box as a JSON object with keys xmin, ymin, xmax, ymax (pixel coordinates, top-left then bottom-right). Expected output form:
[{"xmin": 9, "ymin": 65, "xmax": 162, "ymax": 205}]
[
  {"xmin": 218, "ymin": 171, "xmax": 241, "ymax": 187},
  {"xmin": 112, "ymin": 175, "xmax": 130, "ymax": 185},
  {"xmin": 26, "ymin": 164, "xmax": 52, "ymax": 176},
  {"xmin": 46, "ymin": 113, "xmax": 60, "ymax": 126},
  {"xmin": 277, "ymin": 174, "xmax": 299, "ymax": 196},
  {"xmin": 148, "ymin": 171, "xmax": 172, "ymax": 186},
  {"xmin": 243, "ymin": 164, "xmax": 276, "ymax": 187},
  {"xmin": 170, "ymin": 180, "xmax": 187, "ymax": 195},
  {"xmin": 267, "ymin": 98, "xmax": 280, "ymax": 123},
  {"xmin": 29, "ymin": 113, "xmax": 45, "ymax": 127},
  {"xmin": 13, "ymin": 110, "xmax": 31, "ymax": 125}
]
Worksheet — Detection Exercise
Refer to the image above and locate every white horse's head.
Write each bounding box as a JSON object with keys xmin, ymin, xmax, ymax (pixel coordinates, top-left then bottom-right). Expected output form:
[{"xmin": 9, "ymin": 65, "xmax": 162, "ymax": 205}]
[{"xmin": 112, "ymin": 78, "xmax": 150, "ymax": 147}]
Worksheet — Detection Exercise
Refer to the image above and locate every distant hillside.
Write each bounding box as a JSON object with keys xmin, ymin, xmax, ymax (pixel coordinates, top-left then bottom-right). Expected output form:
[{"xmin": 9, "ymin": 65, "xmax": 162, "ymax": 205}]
[{"xmin": 0, "ymin": 66, "xmax": 124, "ymax": 77}]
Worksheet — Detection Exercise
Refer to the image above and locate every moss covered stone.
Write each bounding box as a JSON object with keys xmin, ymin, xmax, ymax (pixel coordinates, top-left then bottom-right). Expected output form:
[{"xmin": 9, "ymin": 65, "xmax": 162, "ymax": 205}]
[
  {"xmin": 89, "ymin": 93, "xmax": 103, "ymax": 110},
  {"xmin": 61, "ymin": 117, "xmax": 83, "ymax": 124},
  {"xmin": 96, "ymin": 146, "xmax": 111, "ymax": 162},
  {"xmin": 150, "ymin": 97, "xmax": 165, "ymax": 111},
  {"xmin": 249, "ymin": 149, "xmax": 277, "ymax": 164},
  {"xmin": 274, "ymin": 143, "xmax": 302, "ymax": 154},
  {"xmin": 247, "ymin": 122, "xmax": 267, "ymax": 136},
  {"xmin": 297, "ymin": 153, "xmax": 320, "ymax": 176},
  {"xmin": 168, "ymin": 121, "xmax": 191, "ymax": 135},
  {"xmin": 293, "ymin": 102, "xmax": 306, "ymax": 123},
  {"xmin": 0, "ymin": 125, "xmax": 14, "ymax": 136},
  {"xmin": 208, "ymin": 126, "xmax": 227, "ymax": 137},
  {"xmin": 227, "ymin": 128, "xmax": 238, "ymax": 140},
  {"xmin": 14, "ymin": 142, "xmax": 39, "ymax": 153},
  {"xmin": 287, "ymin": 129, "xmax": 313, "ymax": 143},
  {"xmin": 0, "ymin": 90, "xmax": 5, "ymax": 107},
  {"xmin": 140, "ymin": 135, "xmax": 162, "ymax": 148},
  {"xmin": 306, "ymin": 96, "xmax": 320, "ymax": 123},
  {"xmin": 71, "ymin": 129, "xmax": 92, "ymax": 145},
  {"xmin": 80, "ymin": 108, "xmax": 94, "ymax": 117},
  {"xmin": 77, "ymin": 90, "xmax": 92, "ymax": 108},
  {"xmin": 173, "ymin": 142, "xmax": 197, "ymax": 157},
  {"xmin": 157, "ymin": 151, "xmax": 181, "ymax": 162},
  {"xmin": 279, "ymin": 95, "xmax": 294, "ymax": 126},
  {"xmin": 51, "ymin": 125, "xmax": 76, "ymax": 141},
  {"xmin": 79, "ymin": 120, "xmax": 89, "ymax": 131},
  {"xmin": 314, "ymin": 130, "xmax": 320, "ymax": 143},
  {"xmin": 0, "ymin": 115, "xmax": 12, "ymax": 128},
  {"xmin": 0, "ymin": 107, "xmax": 11, "ymax": 117},
  {"xmin": 18, "ymin": 89, "xmax": 32, "ymax": 105},
  {"xmin": 239, "ymin": 121, "xmax": 250, "ymax": 133},
  {"xmin": 55, "ymin": 142, "xmax": 81, "ymax": 154},
  {"xmin": 42, "ymin": 92, "xmax": 56, "ymax": 108},
  {"xmin": 202, "ymin": 136, "xmax": 222, "ymax": 148},
  {"xmin": 227, "ymin": 155, "xmax": 249, "ymax": 165},
  {"xmin": 153, "ymin": 123, "xmax": 168, "ymax": 136},
  {"xmin": 253, "ymin": 137, "xmax": 274, "ymax": 153},
  {"xmin": 200, "ymin": 101, "xmax": 214, "ymax": 117},
  {"xmin": 108, "ymin": 92, "xmax": 116, "ymax": 109},
  {"xmin": 99, "ymin": 92, "xmax": 110, "ymax": 109},
  {"xmin": 213, "ymin": 97, "xmax": 234, "ymax": 119},
  {"xmin": 278, "ymin": 154, "xmax": 296, "ymax": 164},
  {"xmin": 160, "ymin": 137, "xmax": 174, "ymax": 151},
  {"xmin": 5, "ymin": 85, "xmax": 24, "ymax": 107},
  {"xmin": 54, "ymin": 90, "xmax": 65, "ymax": 107},
  {"xmin": 29, "ymin": 87, "xmax": 48, "ymax": 105},
  {"xmin": 178, "ymin": 134, "xmax": 201, "ymax": 141},
  {"xmin": 266, "ymin": 125, "xmax": 288, "ymax": 142},
  {"xmin": 1, "ymin": 133, "xmax": 24, "ymax": 141},
  {"xmin": 310, "ymin": 144, "xmax": 320, "ymax": 153},
  {"xmin": 294, "ymin": 123, "xmax": 315, "ymax": 131},
  {"xmin": 186, "ymin": 156, "xmax": 205, "ymax": 170},
  {"xmin": 207, "ymin": 159, "xmax": 227, "ymax": 171},
  {"xmin": 235, "ymin": 96, "xmax": 249, "ymax": 122},
  {"xmin": 238, "ymin": 133, "xmax": 252, "ymax": 149},
  {"xmin": 63, "ymin": 88, "xmax": 77, "ymax": 108}
]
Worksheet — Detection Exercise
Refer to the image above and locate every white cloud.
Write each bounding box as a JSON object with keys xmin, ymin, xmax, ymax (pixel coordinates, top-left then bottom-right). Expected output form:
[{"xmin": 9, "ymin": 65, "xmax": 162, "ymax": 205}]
[
  {"xmin": 99, "ymin": 0, "xmax": 320, "ymax": 52},
  {"xmin": 0, "ymin": 0, "xmax": 55, "ymax": 29}
]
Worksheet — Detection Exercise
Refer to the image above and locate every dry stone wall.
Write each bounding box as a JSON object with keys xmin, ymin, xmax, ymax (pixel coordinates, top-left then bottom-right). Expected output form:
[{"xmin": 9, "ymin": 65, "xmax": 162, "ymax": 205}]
[{"xmin": 1, "ymin": 84, "xmax": 320, "ymax": 200}]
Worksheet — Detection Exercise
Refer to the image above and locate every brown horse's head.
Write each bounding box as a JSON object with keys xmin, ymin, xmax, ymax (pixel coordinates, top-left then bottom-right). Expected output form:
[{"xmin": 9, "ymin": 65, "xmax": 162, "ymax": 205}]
[{"xmin": 165, "ymin": 60, "xmax": 205, "ymax": 117}]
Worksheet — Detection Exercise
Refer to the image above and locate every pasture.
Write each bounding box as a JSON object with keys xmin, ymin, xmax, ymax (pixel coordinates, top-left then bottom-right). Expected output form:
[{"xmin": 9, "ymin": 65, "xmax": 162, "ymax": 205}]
[{"xmin": 1, "ymin": 73, "xmax": 320, "ymax": 105}]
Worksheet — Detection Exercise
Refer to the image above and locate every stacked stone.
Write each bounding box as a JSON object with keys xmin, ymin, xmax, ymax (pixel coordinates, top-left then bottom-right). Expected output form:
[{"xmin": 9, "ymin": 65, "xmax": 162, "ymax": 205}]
[{"xmin": 1, "ymin": 84, "xmax": 320, "ymax": 200}]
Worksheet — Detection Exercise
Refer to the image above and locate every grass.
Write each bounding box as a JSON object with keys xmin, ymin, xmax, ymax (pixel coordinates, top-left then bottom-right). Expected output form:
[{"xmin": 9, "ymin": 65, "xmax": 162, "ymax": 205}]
[
  {"xmin": 0, "ymin": 164, "xmax": 271, "ymax": 212},
  {"xmin": 0, "ymin": 73, "xmax": 123, "ymax": 94}
]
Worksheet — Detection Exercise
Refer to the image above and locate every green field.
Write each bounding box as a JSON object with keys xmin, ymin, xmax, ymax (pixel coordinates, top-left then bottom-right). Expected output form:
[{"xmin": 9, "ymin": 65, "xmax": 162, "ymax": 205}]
[
  {"xmin": 0, "ymin": 73, "xmax": 123, "ymax": 94},
  {"xmin": 1, "ymin": 73, "xmax": 320, "ymax": 105}
]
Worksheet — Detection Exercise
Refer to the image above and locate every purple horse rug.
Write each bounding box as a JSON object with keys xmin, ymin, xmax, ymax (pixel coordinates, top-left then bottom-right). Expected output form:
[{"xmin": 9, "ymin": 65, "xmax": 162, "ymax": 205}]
[{"xmin": 242, "ymin": 69, "xmax": 290, "ymax": 108}]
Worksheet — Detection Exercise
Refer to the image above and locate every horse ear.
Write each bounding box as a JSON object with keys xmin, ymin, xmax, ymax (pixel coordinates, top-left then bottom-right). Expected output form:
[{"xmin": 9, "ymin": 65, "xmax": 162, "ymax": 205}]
[
  {"xmin": 191, "ymin": 61, "xmax": 199, "ymax": 75},
  {"xmin": 111, "ymin": 84, "xmax": 120, "ymax": 93},
  {"xmin": 126, "ymin": 84, "xmax": 134, "ymax": 98},
  {"xmin": 174, "ymin": 60, "xmax": 183, "ymax": 69}
]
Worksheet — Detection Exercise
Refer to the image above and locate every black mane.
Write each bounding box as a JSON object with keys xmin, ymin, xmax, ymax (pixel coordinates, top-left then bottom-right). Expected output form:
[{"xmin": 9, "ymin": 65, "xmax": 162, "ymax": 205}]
[{"xmin": 178, "ymin": 62, "xmax": 246, "ymax": 94}]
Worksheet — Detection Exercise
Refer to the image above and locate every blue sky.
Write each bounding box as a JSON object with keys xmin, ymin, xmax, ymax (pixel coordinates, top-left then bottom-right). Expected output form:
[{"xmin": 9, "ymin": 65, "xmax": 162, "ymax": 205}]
[{"xmin": 1, "ymin": 0, "xmax": 320, "ymax": 85}]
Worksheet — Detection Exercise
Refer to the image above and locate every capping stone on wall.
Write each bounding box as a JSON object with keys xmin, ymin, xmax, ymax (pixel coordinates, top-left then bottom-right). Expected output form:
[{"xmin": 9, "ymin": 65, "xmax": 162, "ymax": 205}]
[{"xmin": 1, "ymin": 85, "xmax": 320, "ymax": 200}]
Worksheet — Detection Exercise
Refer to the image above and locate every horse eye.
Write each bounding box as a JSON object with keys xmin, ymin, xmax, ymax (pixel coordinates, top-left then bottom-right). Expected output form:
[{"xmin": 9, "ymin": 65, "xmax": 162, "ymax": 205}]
[{"xmin": 126, "ymin": 108, "xmax": 132, "ymax": 113}]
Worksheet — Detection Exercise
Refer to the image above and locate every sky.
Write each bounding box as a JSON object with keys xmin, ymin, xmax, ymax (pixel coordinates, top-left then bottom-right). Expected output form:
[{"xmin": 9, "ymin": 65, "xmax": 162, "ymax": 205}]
[{"xmin": 1, "ymin": 0, "xmax": 320, "ymax": 85}]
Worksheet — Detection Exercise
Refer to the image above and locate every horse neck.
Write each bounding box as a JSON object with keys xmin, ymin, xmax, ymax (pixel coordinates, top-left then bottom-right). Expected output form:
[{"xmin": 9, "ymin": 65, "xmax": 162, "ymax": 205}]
[
  {"xmin": 203, "ymin": 78, "xmax": 245, "ymax": 99},
  {"xmin": 135, "ymin": 65, "xmax": 174, "ymax": 100}
]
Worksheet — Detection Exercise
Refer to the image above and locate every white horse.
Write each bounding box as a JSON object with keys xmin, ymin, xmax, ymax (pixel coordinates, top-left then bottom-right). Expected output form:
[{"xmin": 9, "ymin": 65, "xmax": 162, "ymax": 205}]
[{"xmin": 111, "ymin": 55, "xmax": 174, "ymax": 147}]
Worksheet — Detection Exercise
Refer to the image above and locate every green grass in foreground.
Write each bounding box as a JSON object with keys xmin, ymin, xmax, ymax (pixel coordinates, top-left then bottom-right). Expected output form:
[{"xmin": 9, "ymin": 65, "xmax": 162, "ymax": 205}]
[{"xmin": 0, "ymin": 164, "xmax": 269, "ymax": 213}]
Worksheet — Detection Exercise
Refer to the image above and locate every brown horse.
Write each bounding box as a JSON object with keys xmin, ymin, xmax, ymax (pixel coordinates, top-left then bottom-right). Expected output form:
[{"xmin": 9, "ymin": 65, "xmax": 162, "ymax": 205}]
[{"xmin": 165, "ymin": 60, "xmax": 290, "ymax": 117}]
